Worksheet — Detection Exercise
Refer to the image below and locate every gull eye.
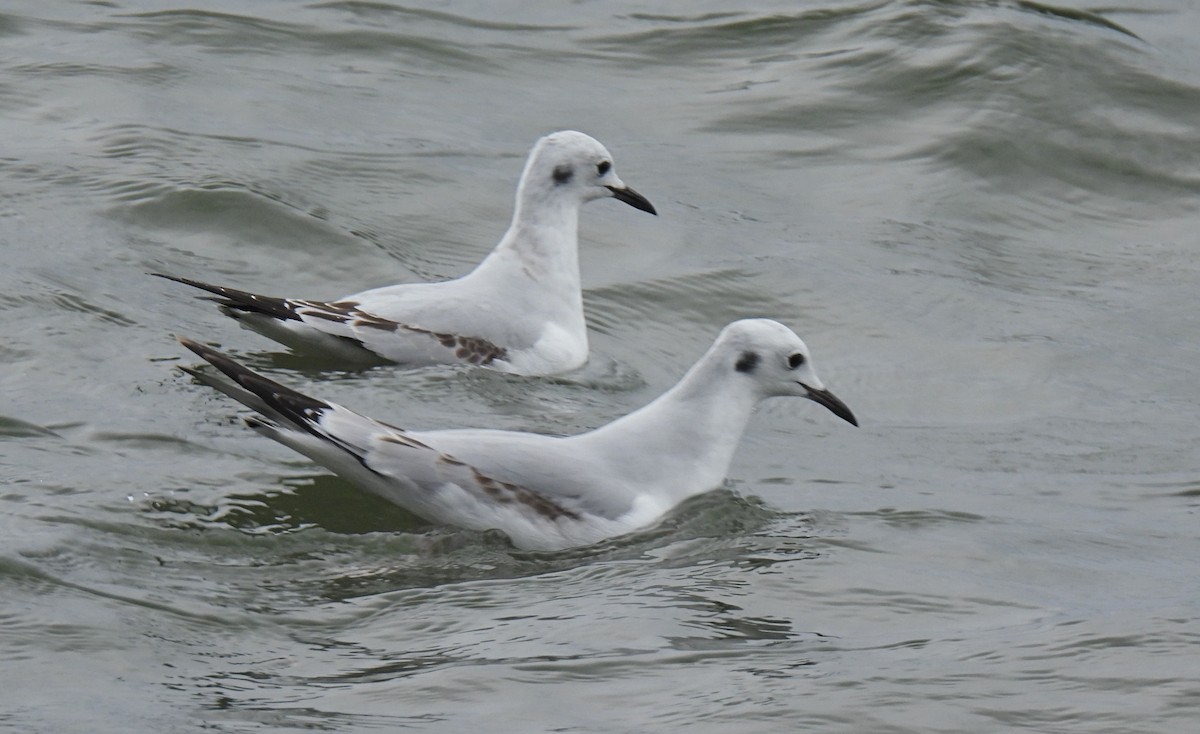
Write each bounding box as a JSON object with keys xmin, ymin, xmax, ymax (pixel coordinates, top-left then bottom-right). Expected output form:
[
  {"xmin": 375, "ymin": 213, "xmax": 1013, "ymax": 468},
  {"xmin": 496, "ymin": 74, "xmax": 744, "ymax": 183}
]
[
  {"xmin": 597, "ymin": 161, "xmax": 611, "ymax": 176},
  {"xmin": 787, "ymin": 352, "xmax": 806, "ymax": 370}
]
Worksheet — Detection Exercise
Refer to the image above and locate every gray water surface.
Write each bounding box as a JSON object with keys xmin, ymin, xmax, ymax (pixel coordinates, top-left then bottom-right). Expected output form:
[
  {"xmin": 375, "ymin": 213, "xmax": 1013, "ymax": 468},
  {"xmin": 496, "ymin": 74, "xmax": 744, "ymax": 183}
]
[{"xmin": 3, "ymin": 1, "xmax": 1199, "ymax": 732}]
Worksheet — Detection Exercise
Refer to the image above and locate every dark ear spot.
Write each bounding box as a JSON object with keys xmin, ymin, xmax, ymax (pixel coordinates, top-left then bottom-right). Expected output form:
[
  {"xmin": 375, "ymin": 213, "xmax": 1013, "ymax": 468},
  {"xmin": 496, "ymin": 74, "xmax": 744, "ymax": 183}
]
[
  {"xmin": 553, "ymin": 164, "xmax": 573, "ymax": 185},
  {"xmin": 735, "ymin": 351, "xmax": 760, "ymax": 373}
]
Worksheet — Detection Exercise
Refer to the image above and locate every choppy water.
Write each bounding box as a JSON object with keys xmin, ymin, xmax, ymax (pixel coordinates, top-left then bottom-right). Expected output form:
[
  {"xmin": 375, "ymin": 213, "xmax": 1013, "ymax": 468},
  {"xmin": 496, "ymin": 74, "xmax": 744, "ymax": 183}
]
[{"xmin": 3, "ymin": 1, "xmax": 1199, "ymax": 731}]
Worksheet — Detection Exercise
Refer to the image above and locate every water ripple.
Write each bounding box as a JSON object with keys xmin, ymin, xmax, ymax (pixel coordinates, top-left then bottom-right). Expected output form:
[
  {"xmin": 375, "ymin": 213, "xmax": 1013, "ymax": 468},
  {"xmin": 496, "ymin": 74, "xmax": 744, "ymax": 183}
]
[{"xmin": 119, "ymin": 9, "xmax": 484, "ymax": 67}]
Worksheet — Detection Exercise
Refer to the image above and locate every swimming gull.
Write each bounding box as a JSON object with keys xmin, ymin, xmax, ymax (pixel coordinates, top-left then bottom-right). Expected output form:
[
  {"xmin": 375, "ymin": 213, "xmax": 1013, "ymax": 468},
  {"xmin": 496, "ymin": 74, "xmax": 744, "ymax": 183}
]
[
  {"xmin": 176, "ymin": 319, "xmax": 856, "ymax": 551},
  {"xmin": 155, "ymin": 130, "xmax": 656, "ymax": 375}
]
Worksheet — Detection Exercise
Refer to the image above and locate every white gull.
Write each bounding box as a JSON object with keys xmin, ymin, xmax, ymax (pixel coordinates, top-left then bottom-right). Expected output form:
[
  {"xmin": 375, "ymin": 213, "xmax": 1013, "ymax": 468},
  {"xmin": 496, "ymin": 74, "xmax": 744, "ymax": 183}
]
[
  {"xmin": 177, "ymin": 319, "xmax": 857, "ymax": 551},
  {"xmin": 155, "ymin": 130, "xmax": 656, "ymax": 376}
]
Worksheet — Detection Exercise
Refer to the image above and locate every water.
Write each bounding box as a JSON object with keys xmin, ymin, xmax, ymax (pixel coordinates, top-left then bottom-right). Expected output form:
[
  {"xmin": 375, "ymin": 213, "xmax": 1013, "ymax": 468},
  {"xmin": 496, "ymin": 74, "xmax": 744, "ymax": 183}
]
[{"xmin": 2, "ymin": 0, "xmax": 1199, "ymax": 731}]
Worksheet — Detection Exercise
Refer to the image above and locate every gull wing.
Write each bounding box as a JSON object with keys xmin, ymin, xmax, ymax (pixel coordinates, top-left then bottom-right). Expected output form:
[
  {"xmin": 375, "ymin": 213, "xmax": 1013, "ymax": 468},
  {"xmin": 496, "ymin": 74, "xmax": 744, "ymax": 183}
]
[
  {"xmin": 176, "ymin": 338, "xmax": 620, "ymax": 545},
  {"xmin": 156, "ymin": 274, "xmax": 511, "ymax": 367}
]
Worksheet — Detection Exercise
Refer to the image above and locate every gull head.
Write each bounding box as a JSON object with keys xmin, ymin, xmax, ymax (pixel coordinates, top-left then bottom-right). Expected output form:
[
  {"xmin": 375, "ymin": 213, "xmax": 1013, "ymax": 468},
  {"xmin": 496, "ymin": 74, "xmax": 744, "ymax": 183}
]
[
  {"xmin": 522, "ymin": 130, "xmax": 656, "ymax": 215},
  {"xmin": 718, "ymin": 319, "xmax": 857, "ymax": 426}
]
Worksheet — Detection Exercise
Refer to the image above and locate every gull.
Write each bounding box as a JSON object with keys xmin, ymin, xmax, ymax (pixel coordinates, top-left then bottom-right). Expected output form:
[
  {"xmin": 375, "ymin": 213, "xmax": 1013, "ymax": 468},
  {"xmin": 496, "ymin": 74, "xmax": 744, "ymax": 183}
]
[
  {"xmin": 176, "ymin": 319, "xmax": 857, "ymax": 551},
  {"xmin": 154, "ymin": 130, "xmax": 656, "ymax": 376}
]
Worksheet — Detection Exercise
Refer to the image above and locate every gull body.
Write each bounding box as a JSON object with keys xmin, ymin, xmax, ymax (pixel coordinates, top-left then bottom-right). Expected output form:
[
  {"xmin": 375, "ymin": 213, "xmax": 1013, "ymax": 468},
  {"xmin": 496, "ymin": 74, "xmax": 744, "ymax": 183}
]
[
  {"xmin": 178, "ymin": 319, "xmax": 857, "ymax": 551},
  {"xmin": 156, "ymin": 131, "xmax": 656, "ymax": 376}
]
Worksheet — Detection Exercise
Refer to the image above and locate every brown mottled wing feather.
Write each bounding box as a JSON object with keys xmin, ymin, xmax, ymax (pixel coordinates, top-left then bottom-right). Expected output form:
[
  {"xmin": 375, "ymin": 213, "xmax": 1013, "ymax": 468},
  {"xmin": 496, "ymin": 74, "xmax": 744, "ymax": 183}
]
[
  {"xmin": 287, "ymin": 300, "xmax": 509, "ymax": 366},
  {"xmin": 365, "ymin": 434, "xmax": 582, "ymax": 522},
  {"xmin": 157, "ymin": 273, "xmax": 507, "ymax": 365}
]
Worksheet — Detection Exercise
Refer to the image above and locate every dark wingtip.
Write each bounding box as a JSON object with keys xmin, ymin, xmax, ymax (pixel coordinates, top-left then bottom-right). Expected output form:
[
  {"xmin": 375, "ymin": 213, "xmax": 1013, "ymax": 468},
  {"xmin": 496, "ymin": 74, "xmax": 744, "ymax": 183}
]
[
  {"xmin": 176, "ymin": 335, "xmax": 333, "ymax": 434},
  {"xmin": 158, "ymin": 277, "xmax": 299, "ymax": 321},
  {"xmin": 177, "ymin": 364, "xmax": 204, "ymax": 379},
  {"xmin": 153, "ymin": 272, "xmax": 225, "ymax": 295},
  {"xmin": 177, "ymin": 335, "xmax": 208, "ymax": 358},
  {"xmin": 150, "ymin": 272, "xmax": 190, "ymax": 286},
  {"xmin": 177, "ymin": 336, "xmax": 245, "ymax": 380}
]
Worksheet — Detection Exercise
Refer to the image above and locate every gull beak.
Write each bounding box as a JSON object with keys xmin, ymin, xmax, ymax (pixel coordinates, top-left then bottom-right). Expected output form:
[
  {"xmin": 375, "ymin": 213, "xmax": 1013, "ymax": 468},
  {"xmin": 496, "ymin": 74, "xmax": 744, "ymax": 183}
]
[
  {"xmin": 803, "ymin": 385, "xmax": 858, "ymax": 427},
  {"xmin": 605, "ymin": 184, "xmax": 657, "ymax": 215}
]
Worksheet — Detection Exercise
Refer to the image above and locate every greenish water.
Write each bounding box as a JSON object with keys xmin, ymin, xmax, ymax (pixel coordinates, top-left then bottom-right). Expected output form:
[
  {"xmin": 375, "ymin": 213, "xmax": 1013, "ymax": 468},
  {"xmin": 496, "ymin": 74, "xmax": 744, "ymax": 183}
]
[{"xmin": 2, "ymin": 1, "xmax": 1199, "ymax": 732}]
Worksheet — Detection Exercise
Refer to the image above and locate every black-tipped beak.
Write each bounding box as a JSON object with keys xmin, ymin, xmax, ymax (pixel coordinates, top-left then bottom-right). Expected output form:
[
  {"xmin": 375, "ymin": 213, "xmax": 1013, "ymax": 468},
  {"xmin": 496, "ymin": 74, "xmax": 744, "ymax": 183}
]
[
  {"xmin": 606, "ymin": 184, "xmax": 657, "ymax": 215},
  {"xmin": 804, "ymin": 386, "xmax": 858, "ymax": 427}
]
